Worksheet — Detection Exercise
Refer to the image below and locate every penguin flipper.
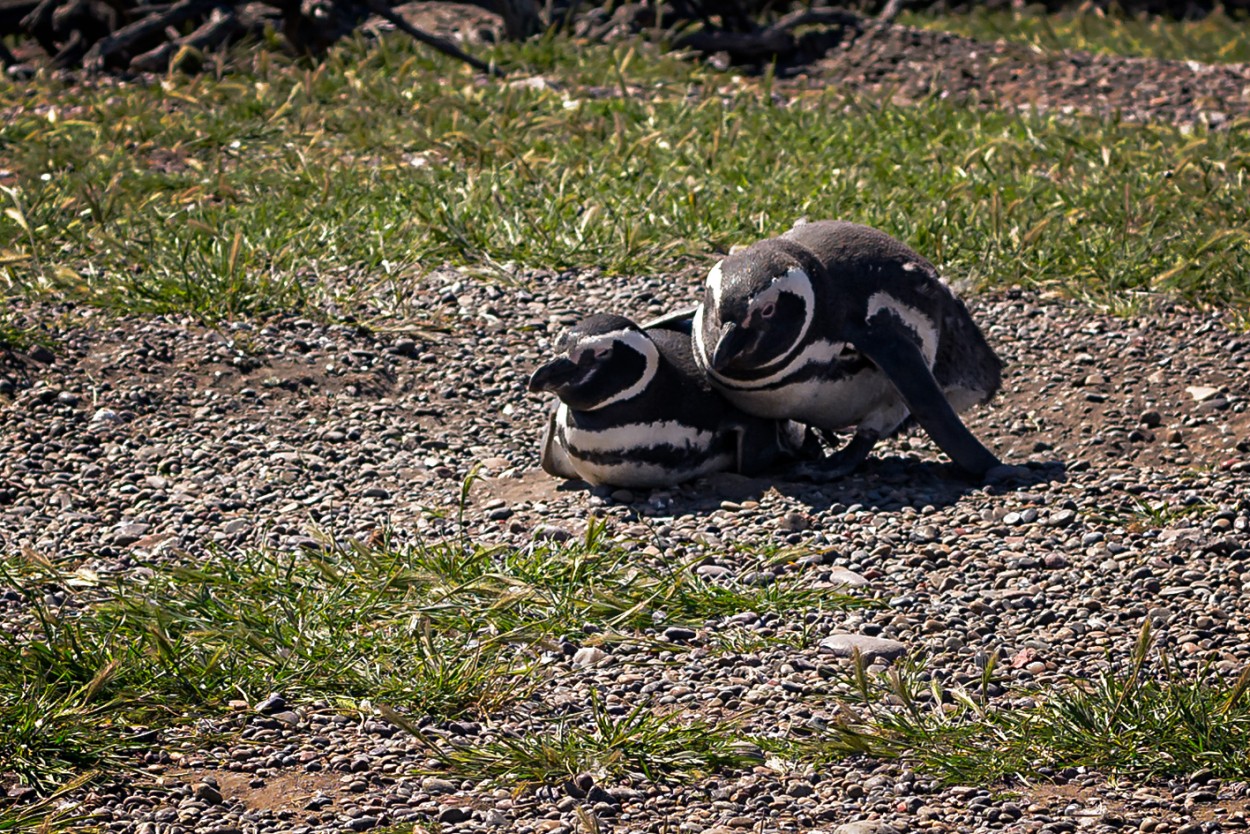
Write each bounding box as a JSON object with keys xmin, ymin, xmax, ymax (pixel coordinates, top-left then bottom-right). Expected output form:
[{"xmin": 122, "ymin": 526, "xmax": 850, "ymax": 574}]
[
  {"xmin": 539, "ymin": 410, "xmax": 580, "ymax": 480},
  {"xmin": 640, "ymin": 306, "xmax": 697, "ymax": 335},
  {"xmin": 853, "ymin": 314, "xmax": 1001, "ymax": 478}
]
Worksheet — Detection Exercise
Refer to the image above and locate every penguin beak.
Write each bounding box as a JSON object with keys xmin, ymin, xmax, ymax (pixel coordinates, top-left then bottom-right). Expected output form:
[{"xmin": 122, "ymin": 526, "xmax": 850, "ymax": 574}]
[
  {"xmin": 529, "ymin": 358, "xmax": 582, "ymax": 394},
  {"xmin": 711, "ymin": 323, "xmax": 752, "ymax": 372}
]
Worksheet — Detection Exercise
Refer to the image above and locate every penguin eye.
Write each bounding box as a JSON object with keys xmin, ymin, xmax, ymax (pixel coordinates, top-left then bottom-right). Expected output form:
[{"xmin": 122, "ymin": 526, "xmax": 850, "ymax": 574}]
[
  {"xmin": 759, "ymin": 302, "xmax": 777, "ymax": 319},
  {"xmin": 594, "ymin": 346, "xmax": 612, "ymax": 360}
]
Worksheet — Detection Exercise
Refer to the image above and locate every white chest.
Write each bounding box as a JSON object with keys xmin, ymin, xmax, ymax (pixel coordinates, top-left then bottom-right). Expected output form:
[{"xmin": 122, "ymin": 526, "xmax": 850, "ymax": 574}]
[{"xmin": 719, "ymin": 368, "xmax": 898, "ymax": 431}]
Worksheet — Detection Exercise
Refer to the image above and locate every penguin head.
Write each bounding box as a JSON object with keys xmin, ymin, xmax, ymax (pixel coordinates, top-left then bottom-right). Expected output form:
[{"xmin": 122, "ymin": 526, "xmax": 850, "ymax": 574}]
[
  {"xmin": 695, "ymin": 238, "xmax": 819, "ymax": 376},
  {"xmin": 529, "ymin": 314, "xmax": 660, "ymax": 411}
]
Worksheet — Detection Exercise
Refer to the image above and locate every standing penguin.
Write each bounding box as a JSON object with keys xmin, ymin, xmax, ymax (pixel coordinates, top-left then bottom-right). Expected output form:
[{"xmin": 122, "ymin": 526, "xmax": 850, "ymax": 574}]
[
  {"xmin": 691, "ymin": 220, "xmax": 1004, "ymax": 479},
  {"xmin": 529, "ymin": 313, "xmax": 816, "ymax": 489}
]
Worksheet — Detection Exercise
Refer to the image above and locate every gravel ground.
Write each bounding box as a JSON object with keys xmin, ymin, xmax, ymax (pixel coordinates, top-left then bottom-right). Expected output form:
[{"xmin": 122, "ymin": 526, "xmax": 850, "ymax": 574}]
[
  {"xmin": 807, "ymin": 21, "xmax": 1250, "ymax": 128},
  {"xmin": 3, "ymin": 258, "xmax": 1249, "ymax": 833}
]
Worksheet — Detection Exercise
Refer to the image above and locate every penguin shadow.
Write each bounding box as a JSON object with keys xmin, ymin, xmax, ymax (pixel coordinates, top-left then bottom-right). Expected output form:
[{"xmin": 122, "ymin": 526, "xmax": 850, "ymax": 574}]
[
  {"xmin": 768, "ymin": 456, "xmax": 1069, "ymax": 515},
  {"xmin": 564, "ymin": 455, "xmax": 1068, "ymax": 518}
]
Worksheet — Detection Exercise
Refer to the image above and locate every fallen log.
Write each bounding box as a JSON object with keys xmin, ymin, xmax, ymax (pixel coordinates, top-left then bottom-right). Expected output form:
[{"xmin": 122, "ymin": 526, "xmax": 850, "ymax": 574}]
[{"xmin": 81, "ymin": 0, "xmax": 218, "ymax": 69}]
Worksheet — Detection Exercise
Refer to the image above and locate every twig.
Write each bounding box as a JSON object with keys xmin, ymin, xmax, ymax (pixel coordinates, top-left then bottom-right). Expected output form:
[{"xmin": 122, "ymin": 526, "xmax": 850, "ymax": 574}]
[
  {"xmin": 50, "ymin": 25, "xmax": 88, "ymax": 66},
  {"xmin": 0, "ymin": 0, "xmax": 38, "ymax": 29},
  {"xmin": 877, "ymin": 0, "xmax": 907, "ymax": 24},
  {"xmin": 129, "ymin": 4, "xmax": 239, "ymax": 70},
  {"xmin": 675, "ymin": 25, "xmax": 793, "ymax": 59},
  {"xmin": 363, "ymin": 0, "xmax": 503, "ymax": 77},
  {"xmin": 19, "ymin": 0, "xmax": 61, "ymax": 53},
  {"xmin": 769, "ymin": 7, "xmax": 864, "ymax": 33}
]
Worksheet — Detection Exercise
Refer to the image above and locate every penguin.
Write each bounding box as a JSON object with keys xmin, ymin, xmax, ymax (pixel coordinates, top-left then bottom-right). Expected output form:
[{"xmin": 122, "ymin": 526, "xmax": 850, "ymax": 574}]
[
  {"xmin": 529, "ymin": 313, "xmax": 818, "ymax": 489},
  {"xmin": 689, "ymin": 220, "xmax": 1004, "ymax": 479}
]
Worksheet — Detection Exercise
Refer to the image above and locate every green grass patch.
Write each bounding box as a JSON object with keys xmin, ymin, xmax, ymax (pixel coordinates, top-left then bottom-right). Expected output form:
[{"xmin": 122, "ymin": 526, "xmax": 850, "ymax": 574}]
[
  {"xmin": 797, "ymin": 623, "xmax": 1250, "ymax": 784},
  {"xmin": 0, "ymin": 774, "xmax": 95, "ymax": 832},
  {"xmin": 385, "ymin": 692, "xmax": 758, "ymax": 786},
  {"xmin": 903, "ymin": 6, "xmax": 1250, "ymax": 64},
  {"xmin": 1082, "ymin": 495, "xmax": 1218, "ymax": 531},
  {"xmin": 0, "ymin": 667, "xmax": 149, "ymax": 795},
  {"xmin": 0, "ymin": 35, "xmax": 1247, "ymax": 320},
  {"xmin": 0, "ymin": 518, "xmax": 866, "ymax": 795}
]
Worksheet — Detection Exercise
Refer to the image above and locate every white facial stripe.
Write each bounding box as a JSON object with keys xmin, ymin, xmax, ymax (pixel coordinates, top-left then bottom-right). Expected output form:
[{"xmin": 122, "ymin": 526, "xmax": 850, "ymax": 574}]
[
  {"xmin": 562, "ymin": 420, "xmax": 714, "ymax": 454},
  {"xmin": 866, "ymin": 291, "xmax": 939, "ymax": 367},
  {"xmin": 692, "ymin": 304, "xmax": 710, "ymax": 371},
  {"xmin": 576, "ymin": 329, "xmax": 659, "ymax": 411},
  {"xmin": 707, "ymin": 261, "xmax": 725, "ymax": 311},
  {"xmin": 704, "ymin": 338, "xmax": 851, "ymax": 390},
  {"xmin": 760, "ymin": 266, "xmax": 814, "ymax": 352},
  {"xmin": 571, "ymin": 328, "xmax": 632, "ymax": 361}
]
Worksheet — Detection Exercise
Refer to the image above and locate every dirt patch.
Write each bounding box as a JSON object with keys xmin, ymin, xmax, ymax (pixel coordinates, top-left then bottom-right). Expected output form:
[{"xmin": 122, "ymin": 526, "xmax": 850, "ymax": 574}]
[
  {"xmin": 180, "ymin": 768, "xmax": 344, "ymax": 813},
  {"xmin": 804, "ymin": 21, "xmax": 1250, "ymax": 126}
]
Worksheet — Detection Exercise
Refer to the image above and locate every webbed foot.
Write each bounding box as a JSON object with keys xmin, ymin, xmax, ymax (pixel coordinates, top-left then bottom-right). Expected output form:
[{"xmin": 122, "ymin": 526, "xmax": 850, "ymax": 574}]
[{"xmin": 787, "ymin": 430, "xmax": 879, "ymax": 482}]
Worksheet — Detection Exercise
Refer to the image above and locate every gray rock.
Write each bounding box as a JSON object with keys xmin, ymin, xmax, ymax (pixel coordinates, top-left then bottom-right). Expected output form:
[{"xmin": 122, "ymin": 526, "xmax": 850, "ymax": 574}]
[
  {"xmin": 254, "ymin": 693, "xmax": 286, "ymax": 714},
  {"xmin": 421, "ymin": 777, "xmax": 457, "ymax": 795},
  {"xmin": 571, "ymin": 647, "xmax": 607, "ymax": 666},
  {"xmin": 834, "ymin": 822, "xmax": 902, "ymax": 834},
  {"xmin": 110, "ymin": 522, "xmax": 150, "ymax": 546},
  {"xmin": 193, "ymin": 783, "xmax": 222, "ymax": 805},
  {"xmin": 827, "ymin": 567, "xmax": 870, "ymax": 587},
  {"xmin": 436, "ymin": 806, "xmax": 471, "ymax": 824},
  {"xmin": 819, "ymin": 633, "xmax": 908, "ymax": 663}
]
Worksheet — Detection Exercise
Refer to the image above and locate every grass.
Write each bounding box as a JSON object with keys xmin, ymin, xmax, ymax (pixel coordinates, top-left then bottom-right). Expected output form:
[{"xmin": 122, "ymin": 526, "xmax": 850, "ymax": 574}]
[
  {"xmin": 0, "ymin": 304, "xmax": 48, "ymax": 353},
  {"xmin": 0, "ymin": 517, "xmax": 866, "ymax": 796},
  {"xmin": 1082, "ymin": 495, "xmax": 1218, "ymax": 531},
  {"xmin": 0, "ymin": 34, "xmax": 1247, "ymax": 322},
  {"xmin": 796, "ymin": 622, "xmax": 1250, "ymax": 784},
  {"xmin": 0, "ymin": 775, "xmax": 94, "ymax": 833},
  {"xmin": 0, "ymin": 668, "xmax": 149, "ymax": 795},
  {"xmin": 903, "ymin": 5, "xmax": 1250, "ymax": 64},
  {"xmin": 384, "ymin": 692, "xmax": 759, "ymax": 786}
]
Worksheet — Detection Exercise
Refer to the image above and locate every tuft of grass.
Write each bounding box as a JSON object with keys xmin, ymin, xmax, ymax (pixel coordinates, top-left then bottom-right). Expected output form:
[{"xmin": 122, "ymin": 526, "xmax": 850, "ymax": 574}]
[
  {"xmin": 0, "ymin": 669, "xmax": 148, "ymax": 796},
  {"xmin": 0, "ymin": 774, "xmax": 96, "ymax": 833},
  {"xmin": 1, "ymin": 547, "xmax": 534, "ymax": 720},
  {"xmin": 795, "ymin": 622, "xmax": 1250, "ymax": 784},
  {"xmin": 1083, "ymin": 496, "xmax": 1217, "ymax": 531},
  {"xmin": 0, "ymin": 35, "xmax": 1246, "ymax": 320},
  {"xmin": 903, "ymin": 6, "xmax": 1250, "ymax": 64},
  {"xmin": 0, "ymin": 305, "xmax": 48, "ymax": 353},
  {"xmin": 0, "ymin": 518, "xmax": 867, "ymax": 794},
  {"xmin": 385, "ymin": 691, "xmax": 757, "ymax": 786}
]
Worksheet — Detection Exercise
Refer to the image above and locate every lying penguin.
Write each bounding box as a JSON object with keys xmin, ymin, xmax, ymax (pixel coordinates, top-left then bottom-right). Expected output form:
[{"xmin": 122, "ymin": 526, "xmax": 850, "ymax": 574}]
[
  {"xmin": 689, "ymin": 220, "xmax": 1004, "ymax": 480},
  {"xmin": 529, "ymin": 313, "xmax": 817, "ymax": 489}
]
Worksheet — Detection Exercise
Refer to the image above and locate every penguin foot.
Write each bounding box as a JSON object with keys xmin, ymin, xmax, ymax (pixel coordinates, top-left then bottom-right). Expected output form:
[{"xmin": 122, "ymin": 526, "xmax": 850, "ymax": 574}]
[{"xmin": 786, "ymin": 430, "xmax": 878, "ymax": 482}]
